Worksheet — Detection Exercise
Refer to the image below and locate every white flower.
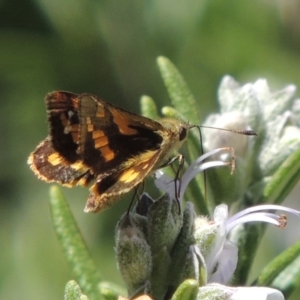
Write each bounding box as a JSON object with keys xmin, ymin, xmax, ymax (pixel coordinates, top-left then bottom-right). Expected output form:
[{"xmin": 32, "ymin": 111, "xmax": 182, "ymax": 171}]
[
  {"xmin": 154, "ymin": 148, "xmax": 300, "ymax": 299},
  {"xmin": 198, "ymin": 284, "xmax": 284, "ymax": 300},
  {"xmin": 195, "ymin": 203, "xmax": 299, "ymax": 285}
]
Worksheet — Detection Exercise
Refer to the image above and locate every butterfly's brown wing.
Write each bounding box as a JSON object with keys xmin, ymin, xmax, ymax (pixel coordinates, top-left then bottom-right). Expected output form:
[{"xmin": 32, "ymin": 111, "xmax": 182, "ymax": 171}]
[
  {"xmin": 28, "ymin": 137, "xmax": 94, "ymax": 187},
  {"xmin": 29, "ymin": 91, "xmax": 167, "ymax": 212}
]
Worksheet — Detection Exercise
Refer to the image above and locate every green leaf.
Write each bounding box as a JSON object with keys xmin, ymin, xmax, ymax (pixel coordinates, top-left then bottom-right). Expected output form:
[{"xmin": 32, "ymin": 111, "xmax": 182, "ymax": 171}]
[
  {"xmin": 271, "ymin": 254, "xmax": 300, "ymax": 298},
  {"xmin": 263, "ymin": 148, "xmax": 300, "ymax": 205},
  {"xmin": 255, "ymin": 240, "xmax": 300, "ymax": 292},
  {"xmin": 168, "ymin": 203, "xmax": 197, "ymax": 287},
  {"xmin": 157, "ymin": 56, "xmax": 200, "ymax": 126},
  {"xmin": 140, "ymin": 95, "xmax": 160, "ymax": 120},
  {"xmin": 171, "ymin": 279, "xmax": 198, "ymax": 300},
  {"xmin": 49, "ymin": 186, "xmax": 102, "ymax": 300},
  {"xmin": 64, "ymin": 280, "xmax": 89, "ymax": 300},
  {"xmin": 150, "ymin": 247, "xmax": 171, "ymax": 299},
  {"xmin": 98, "ymin": 281, "xmax": 126, "ymax": 300},
  {"xmin": 161, "ymin": 106, "xmax": 186, "ymax": 120}
]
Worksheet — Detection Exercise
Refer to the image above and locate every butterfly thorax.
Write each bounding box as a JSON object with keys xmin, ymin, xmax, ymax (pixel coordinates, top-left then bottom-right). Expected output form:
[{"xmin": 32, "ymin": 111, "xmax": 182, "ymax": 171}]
[{"xmin": 154, "ymin": 118, "xmax": 190, "ymax": 168}]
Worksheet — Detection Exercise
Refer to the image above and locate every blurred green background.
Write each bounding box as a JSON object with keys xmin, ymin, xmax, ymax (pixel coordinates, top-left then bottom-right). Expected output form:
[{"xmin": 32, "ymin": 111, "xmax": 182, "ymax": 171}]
[{"xmin": 1, "ymin": 0, "xmax": 300, "ymax": 299}]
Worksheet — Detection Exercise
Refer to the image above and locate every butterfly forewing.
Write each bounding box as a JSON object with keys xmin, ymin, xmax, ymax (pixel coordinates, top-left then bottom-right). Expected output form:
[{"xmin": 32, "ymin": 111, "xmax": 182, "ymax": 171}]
[{"xmin": 77, "ymin": 94, "xmax": 164, "ymax": 175}]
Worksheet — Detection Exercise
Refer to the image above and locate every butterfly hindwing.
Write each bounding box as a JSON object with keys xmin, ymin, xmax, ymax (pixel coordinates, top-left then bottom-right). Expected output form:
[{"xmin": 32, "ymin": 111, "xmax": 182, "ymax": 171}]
[
  {"xmin": 85, "ymin": 149, "xmax": 162, "ymax": 212},
  {"xmin": 28, "ymin": 138, "xmax": 94, "ymax": 187}
]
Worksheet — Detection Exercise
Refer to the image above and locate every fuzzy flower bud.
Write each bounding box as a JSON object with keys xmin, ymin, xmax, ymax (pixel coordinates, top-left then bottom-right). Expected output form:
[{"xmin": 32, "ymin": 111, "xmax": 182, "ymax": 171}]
[{"xmin": 115, "ymin": 213, "xmax": 152, "ymax": 296}]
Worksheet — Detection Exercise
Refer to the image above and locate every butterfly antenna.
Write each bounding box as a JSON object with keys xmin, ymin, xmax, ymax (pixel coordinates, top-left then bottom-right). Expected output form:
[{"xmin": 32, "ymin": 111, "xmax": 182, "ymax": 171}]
[{"xmin": 200, "ymin": 125, "xmax": 258, "ymax": 136}]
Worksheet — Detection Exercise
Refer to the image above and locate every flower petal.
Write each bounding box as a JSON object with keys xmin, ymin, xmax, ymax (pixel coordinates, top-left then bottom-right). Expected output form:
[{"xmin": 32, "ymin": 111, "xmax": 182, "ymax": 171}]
[
  {"xmin": 198, "ymin": 284, "xmax": 284, "ymax": 300},
  {"xmin": 209, "ymin": 241, "xmax": 238, "ymax": 284}
]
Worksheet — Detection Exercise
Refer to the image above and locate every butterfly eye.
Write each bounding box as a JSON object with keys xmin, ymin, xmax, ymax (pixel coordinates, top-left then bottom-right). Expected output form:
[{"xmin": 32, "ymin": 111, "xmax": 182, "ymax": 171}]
[{"xmin": 179, "ymin": 127, "xmax": 187, "ymax": 141}]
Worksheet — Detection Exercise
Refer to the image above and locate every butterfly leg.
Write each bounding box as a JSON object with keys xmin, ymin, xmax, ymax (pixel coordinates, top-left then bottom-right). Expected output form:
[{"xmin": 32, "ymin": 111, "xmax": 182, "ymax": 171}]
[
  {"xmin": 157, "ymin": 154, "xmax": 185, "ymax": 214},
  {"xmin": 134, "ymin": 192, "xmax": 155, "ymax": 216},
  {"xmin": 127, "ymin": 182, "xmax": 145, "ymax": 214}
]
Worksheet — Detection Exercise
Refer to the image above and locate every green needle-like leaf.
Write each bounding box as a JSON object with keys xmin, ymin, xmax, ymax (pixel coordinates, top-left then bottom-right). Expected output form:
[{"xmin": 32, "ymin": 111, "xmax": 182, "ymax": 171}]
[
  {"xmin": 271, "ymin": 254, "xmax": 300, "ymax": 298},
  {"xmin": 157, "ymin": 56, "xmax": 200, "ymax": 126},
  {"xmin": 171, "ymin": 279, "xmax": 198, "ymax": 300},
  {"xmin": 140, "ymin": 95, "xmax": 160, "ymax": 120},
  {"xmin": 255, "ymin": 240, "xmax": 300, "ymax": 288},
  {"xmin": 264, "ymin": 148, "xmax": 300, "ymax": 205},
  {"xmin": 49, "ymin": 186, "xmax": 102, "ymax": 300},
  {"xmin": 64, "ymin": 280, "xmax": 89, "ymax": 300},
  {"xmin": 161, "ymin": 106, "xmax": 186, "ymax": 120},
  {"xmin": 98, "ymin": 281, "xmax": 126, "ymax": 300}
]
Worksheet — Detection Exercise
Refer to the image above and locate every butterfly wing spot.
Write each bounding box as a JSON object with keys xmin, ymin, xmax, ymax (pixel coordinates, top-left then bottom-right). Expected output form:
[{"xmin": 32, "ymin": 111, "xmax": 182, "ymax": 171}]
[
  {"xmin": 70, "ymin": 161, "xmax": 87, "ymax": 171},
  {"xmin": 60, "ymin": 113, "xmax": 69, "ymax": 127},
  {"xmin": 68, "ymin": 110, "xmax": 74, "ymax": 118},
  {"xmin": 122, "ymin": 150, "xmax": 158, "ymax": 169},
  {"xmin": 111, "ymin": 107, "xmax": 139, "ymax": 135},
  {"xmin": 99, "ymin": 145, "xmax": 115, "ymax": 161},
  {"xmin": 119, "ymin": 169, "xmax": 139, "ymax": 183},
  {"xmin": 94, "ymin": 135, "xmax": 109, "ymax": 148},
  {"xmin": 83, "ymin": 116, "xmax": 94, "ymax": 132},
  {"xmin": 87, "ymin": 124, "xmax": 94, "ymax": 132},
  {"xmin": 91, "ymin": 130, "xmax": 114, "ymax": 161},
  {"xmin": 60, "ymin": 111, "xmax": 79, "ymax": 143},
  {"xmin": 96, "ymin": 104, "xmax": 105, "ymax": 117},
  {"xmin": 48, "ymin": 152, "xmax": 65, "ymax": 166},
  {"xmin": 92, "ymin": 130, "xmax": 105, "ymax": 139}
]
